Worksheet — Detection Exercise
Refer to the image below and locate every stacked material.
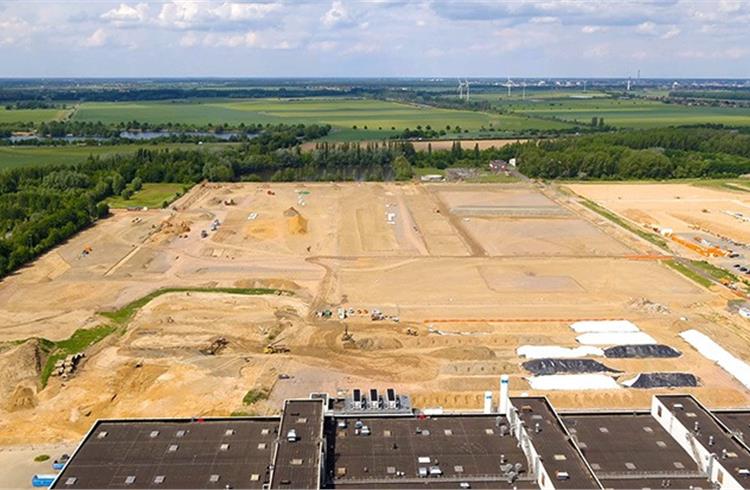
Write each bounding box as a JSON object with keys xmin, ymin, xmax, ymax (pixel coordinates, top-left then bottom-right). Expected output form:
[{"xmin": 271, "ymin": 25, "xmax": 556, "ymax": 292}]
[
  {"xmin": 522, "ymin": 359, "xmax": 620, "ymax": 376},
  {"xmin": 604, "ymin": 344, "xmax": 681, "ymax": 358},
  {"xmin": 528, "ymin": 374, "xmax": 620, "ymax": 390},
  {"xmin": 621, "ymin": 372, "xmax": 698, "ymax": 388},
  {"xmin": 573, "ymin": 320, "xmax": 657, "ymax": 346},
  {"xmin": 517, "ymin": 345, "xmax": 603, "ymax": 359},
  {"xmin": 680, "ymin": 329, "xmax": 750, "ymax": 390}
]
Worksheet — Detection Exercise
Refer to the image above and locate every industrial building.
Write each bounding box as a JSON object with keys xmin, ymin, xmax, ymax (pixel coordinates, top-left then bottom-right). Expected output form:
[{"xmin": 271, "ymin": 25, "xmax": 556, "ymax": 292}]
[{"xmin": 51, "ymin": 387, "xmax": 750, "ymax": 490}]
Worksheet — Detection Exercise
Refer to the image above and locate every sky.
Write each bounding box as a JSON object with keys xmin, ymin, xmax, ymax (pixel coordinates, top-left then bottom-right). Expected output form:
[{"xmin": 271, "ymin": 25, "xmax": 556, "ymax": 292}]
[{"xmin": 0, "ymin": 0, "xmax": 748, "ymax": 78}]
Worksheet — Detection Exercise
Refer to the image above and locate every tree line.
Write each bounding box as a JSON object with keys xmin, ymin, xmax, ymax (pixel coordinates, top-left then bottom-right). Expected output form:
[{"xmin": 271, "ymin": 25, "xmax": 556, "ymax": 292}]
[{"xmin": 514, "ymin": 127, "xmax": 750, "ymax": 179}]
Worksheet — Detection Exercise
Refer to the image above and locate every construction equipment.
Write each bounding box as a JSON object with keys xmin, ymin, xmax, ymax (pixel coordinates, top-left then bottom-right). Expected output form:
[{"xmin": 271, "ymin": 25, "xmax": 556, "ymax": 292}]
[
  {"xmin": 341, "ymin": 326, "xmax": 355, "ymax": 345},
  {"xmin": 200, "ymin": 337, "xmax": 228, "ymax": 355},
  {"xmin": 405, "ymin": 328, "xmax": 418, "ymax": 336},
  {"xmin": 263, "ymin": 338, "xmax": 290, "ymax": 354}
]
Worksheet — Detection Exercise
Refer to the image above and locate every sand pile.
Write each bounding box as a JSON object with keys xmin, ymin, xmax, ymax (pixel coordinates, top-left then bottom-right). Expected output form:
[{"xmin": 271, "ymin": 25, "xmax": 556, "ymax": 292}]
[
  {"xmin": 0, "ymin": 339, "xmax": 43, "ymax": 410},
  {"xmin": 284, "ymin": 207, "xmax": 308, "ymax": 235},
  {"xmin": 354, "ymin": 337, "xmax": 403, "ymax": 351}
]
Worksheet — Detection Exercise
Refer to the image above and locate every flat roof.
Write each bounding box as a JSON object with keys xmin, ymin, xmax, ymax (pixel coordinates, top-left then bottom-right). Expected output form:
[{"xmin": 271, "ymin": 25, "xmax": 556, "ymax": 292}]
[
  {"xmin": 511, "ymin": 397, "xmax": 599, "ymax": 489},
  {"xmin": 561, "ymin": 413, "xmax": 709, "ymax": 488},
  {"xmin": 52, "ymin": 418, "xmax": 279, "ymax": 489},
  {"xmin": 270, "ymin": 399, "xmax": 325, "ymax": 490},
  {"xmin": 658, "ymin": 395, "xmax": 750, "ymax": 485},
  {"xmin": 323, "ymin": 414, "xmax": 532, "ymax": 488},
  {"xmin": 715, "ymin": 410, "xmax": 750, "ymax": 443}
]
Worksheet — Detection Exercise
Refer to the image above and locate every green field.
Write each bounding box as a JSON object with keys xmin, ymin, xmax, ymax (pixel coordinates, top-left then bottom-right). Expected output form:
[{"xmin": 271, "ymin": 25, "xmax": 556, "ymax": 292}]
[
  {"xmin": 0, "ymin": 107, "xmax": 70, "ymax": 124},
  {"xmin": 0, "ymin": 142, "xmax": 228, "ymax": 169},
  {"xmin": 479, "ymin": 93, "xmax": 750, "ymax": 128},
  {"xmin": 106, "ymin": 183, "xmax": 185, "ymax": 208},
  {"xmin": 73, "ymin": 98, "xmax": 572, "ymax": 140}
]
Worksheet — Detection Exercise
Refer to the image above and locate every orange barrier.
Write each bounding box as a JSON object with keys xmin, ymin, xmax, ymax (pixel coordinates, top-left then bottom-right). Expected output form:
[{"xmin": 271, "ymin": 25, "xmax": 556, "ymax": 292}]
[{"xmin": 423, "ymin": 317, "xmax": 619, "ymax": 324}]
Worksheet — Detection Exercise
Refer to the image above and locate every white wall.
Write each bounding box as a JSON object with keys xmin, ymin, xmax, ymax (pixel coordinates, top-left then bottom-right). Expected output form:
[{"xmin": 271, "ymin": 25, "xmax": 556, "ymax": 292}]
[{"xmin": 651, "ymin": 397, "xmax": 743, "ymax": 490}]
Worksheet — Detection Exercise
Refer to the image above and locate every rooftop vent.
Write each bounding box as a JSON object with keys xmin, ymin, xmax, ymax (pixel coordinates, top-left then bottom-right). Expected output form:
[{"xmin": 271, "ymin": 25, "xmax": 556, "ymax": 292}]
[{"xmin": 154, "ymin": 475, "xmax": 165, "ymax": 485}]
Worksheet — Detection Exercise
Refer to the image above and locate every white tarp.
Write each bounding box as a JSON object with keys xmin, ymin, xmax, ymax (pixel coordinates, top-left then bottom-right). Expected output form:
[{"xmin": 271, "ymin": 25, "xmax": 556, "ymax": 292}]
[
  {"xmin": 517, "ymin": 345, "xmax": 604, "ymax": 359},
  {"xmin": 577, "ymin": 332, "xmax": 657, "ymax": 346},
  {"xmin": 680, "ymin": 329, "xmax": 750, "ymax": 390},
  {"xmin": 527, "ymin": 374, "xmax": 620, "ymax": 390},
  {"xmin": 570, "ymin": 320, "xmax": 640, "ymax": 333}
]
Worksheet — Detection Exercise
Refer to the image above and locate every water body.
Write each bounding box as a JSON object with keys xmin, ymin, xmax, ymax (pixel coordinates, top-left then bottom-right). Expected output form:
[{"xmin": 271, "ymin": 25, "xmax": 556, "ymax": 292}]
[{"xmin": 6, "ymin": 131, "xmax": 248, "ymax": 143}]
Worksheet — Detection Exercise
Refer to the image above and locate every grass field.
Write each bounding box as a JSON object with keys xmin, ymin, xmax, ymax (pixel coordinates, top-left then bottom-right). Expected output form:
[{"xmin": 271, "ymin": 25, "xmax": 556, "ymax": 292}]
[
  {"xmin": 73, "ymin": 98, "xmax": 572, "ymax": 140},
  {"xmin": 0, "ymin": 107, "xmax": 70, "ymax": 124},
  {"xmin": 480, "ymin": 94, "xmax": 750, "ymax": 128},
  {"xmin": 106, "ymin": 183, "xmax": 186, "ymax": 208},
  {"xmin": 0, "ymin": 142, "xmax": 228, "ymax": 169}
]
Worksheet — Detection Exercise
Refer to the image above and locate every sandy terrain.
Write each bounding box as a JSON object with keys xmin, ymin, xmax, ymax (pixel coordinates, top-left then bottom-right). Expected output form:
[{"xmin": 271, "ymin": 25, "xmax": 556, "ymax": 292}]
[
  {"xmin": 568, "ymin": 182, "xmax": 750, "ymax": 245},
  {"xmin": 2, "ymin": 181, "xmax": 750, "ymax": 448}
]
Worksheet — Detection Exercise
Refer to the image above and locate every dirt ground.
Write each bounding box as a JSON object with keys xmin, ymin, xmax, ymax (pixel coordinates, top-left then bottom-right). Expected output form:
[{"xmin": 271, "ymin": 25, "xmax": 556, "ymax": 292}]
[
  {"xmin": 568, "ymin": 182, "xmax": 750, "ymax": 245},
  {"xmin": 2, "ymin": 181, "xmax": 750, "ymax": 449}
]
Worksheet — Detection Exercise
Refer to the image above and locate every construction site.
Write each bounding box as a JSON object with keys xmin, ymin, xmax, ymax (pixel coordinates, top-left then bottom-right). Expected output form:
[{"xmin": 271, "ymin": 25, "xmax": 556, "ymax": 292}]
[{"xmin": 4, "ymin": 179, "xmax": 750, "ymax": 468}]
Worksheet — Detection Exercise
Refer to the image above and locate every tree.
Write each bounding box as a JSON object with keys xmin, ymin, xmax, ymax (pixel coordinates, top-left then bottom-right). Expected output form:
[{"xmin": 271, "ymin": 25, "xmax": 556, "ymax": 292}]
[{"xmin": 131, "ymin": 177, "xmax": 143, "ymax": 192}]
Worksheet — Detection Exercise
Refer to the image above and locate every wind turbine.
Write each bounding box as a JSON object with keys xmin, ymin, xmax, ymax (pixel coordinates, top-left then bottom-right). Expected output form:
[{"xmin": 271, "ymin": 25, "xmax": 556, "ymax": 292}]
[
  {"xmin": 457, "ymin": 79, "xmax": 465, "ymax": 100},
  {"xmin": 505, "ymin": 77, "xmax": 513, "ymax": 97},
  {"xmin": 464, "ymin": 79, "xmax": 470, "ymax": 101},
  {"xmin": 522, "ymin": 80, "xmax": 526, "ymax": 100}
]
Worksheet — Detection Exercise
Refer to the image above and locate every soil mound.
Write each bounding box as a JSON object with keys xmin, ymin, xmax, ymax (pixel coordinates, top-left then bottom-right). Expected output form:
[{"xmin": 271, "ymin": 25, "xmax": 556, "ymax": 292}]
[
  {"xmin": 523, "ymin": 358, "xmax": 620, "ymax": 376},
  {"xmin": 354, "ymin": 337, "xmax": 403, "ymax": 351},
  {"xmin": 604, "ymin": 344, "xmax": 681, "ymax": 358},
  {"xmin": 432, "ymin": 346, "xmax": 496, "ymax": 360},
  {"xmin": 623, "ymin": 372, "xmax": 698, "ymax": 388},
  {"xmin": 284, "ymin": 207, "xmax": 308, "ymax": 234}
]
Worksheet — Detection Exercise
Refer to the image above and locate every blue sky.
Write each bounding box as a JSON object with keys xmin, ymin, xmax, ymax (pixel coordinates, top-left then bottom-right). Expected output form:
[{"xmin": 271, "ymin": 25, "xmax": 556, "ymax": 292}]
[{"xmin": 0, "ymin": 0, "xmax": 748, "ymax": 78}]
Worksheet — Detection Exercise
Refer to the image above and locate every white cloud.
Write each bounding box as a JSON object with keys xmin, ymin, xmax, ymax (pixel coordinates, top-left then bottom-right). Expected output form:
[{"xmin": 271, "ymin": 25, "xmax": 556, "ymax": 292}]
[
  {"xmin": 635, "ymin": 21, "xmax": 657, "ymax": 34},
  {"xmin": 101, "ymin": 3, "xmax": 149, "ymax": 25},
  {"xmin": 179, "ymin": 30, "xmax": 259, "ymax": 48},
  {"xmin": 581, "ymin": 25, "xmax": 606, "ymax": 34},
  {"xmin": 308, "ymin": 40, "xmax": 338, "ymax": 52},
  {"xmin": 81, "ymin": 28, "xmax": 109, "ymax": 47},
  {"xmin": 321, "ymin": 1, "xmax": 353, "ymax": 28},
  {"xmin": 661, "ymin": 25, "xmax": 681, "ymax": 39},
  {"xmin": 157, "ymin": 1, "xmax": 281, "ymax": 30},
  {"xmin": 0, "ymin": 17, "xmax": 30, "ymax": 45}
]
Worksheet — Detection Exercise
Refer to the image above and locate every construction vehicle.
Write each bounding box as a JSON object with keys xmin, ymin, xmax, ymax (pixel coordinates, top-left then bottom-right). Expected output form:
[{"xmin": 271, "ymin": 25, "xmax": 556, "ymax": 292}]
[
  {"xmin": 405, "ymin": 328, "xmax": 418, "ymax": 336},
  {"xmin": 200, "ymin": 337, "xmax": 228, "ymax": 355},
  {"xmin": 341, "ymin": 326, "xmax": 355, "ymax": 345},
  {"xmin": 263, "ymin": 338, "xmax": 290, "ymax": 354}
]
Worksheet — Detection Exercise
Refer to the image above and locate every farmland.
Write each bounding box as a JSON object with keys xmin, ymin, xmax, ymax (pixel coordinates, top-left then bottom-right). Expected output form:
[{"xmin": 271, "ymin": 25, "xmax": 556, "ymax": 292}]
[
  {"xmin": 0, "ymin": 107, "xmax": 70, "ymax": 124},
  {"xmin": 478, "ymin": 91, "xmax": 750, "ymax": 128},
  {"xmin": 73, "ymin": 98, "xmax": 572, "ymax": 140}
]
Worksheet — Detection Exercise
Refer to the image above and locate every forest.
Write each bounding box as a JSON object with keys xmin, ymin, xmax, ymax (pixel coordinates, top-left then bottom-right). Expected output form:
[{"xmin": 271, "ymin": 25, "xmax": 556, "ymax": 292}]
[{"xmin": 514, "ymin": 127, "xmax": 750, "ymax": 179}]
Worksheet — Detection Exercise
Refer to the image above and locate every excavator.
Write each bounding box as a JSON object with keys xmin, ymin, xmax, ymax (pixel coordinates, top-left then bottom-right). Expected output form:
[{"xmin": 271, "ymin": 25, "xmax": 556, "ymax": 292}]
[{"xmin": 263, "ymin": 337, "xmax": 290, "ymax": 354}]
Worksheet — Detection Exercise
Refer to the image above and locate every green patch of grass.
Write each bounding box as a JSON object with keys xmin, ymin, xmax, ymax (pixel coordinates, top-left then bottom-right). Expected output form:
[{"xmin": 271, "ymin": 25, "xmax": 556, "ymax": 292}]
[
  {"xmin": 106, "ymin": 183, "xmax": 187, "ymax": 209},
  {"xmin": 579, "ymin": 198, "xmax": 669, "ymax": 250},
  {"xmin": 34, "ymin": 454, "xmax": 50, "ymax": 462},
  {"xmin": 466, "ymin": 173, "xmax": 519, "ymax": 183},
  {"xmin": 40, "ymin": 325, "xmax": 117, "ymax": 387},
  {"xmin": 100, "ymin": 287, "xmax": 286, "ymax": 326},
  {"xmin": 664, "ymin": 260, "xmax": 713, "ymax": 288},
  {"xmin": 0, "ymin": 143, "xmax": 230, "ymax": 170},
  {"xmin": 690, "ymin": 260, "xmax": 739, "ymax": 283},
  {"xmin": 0, "ymin": 107, "xmax": 69, "ymax": 124},
  {"xmin": 230, "ymin": 410, "xmax": 254, "ymax": 417},
  {"xmin": 242, "ymin": 388, "xmax": 269, "ymax": 405}
]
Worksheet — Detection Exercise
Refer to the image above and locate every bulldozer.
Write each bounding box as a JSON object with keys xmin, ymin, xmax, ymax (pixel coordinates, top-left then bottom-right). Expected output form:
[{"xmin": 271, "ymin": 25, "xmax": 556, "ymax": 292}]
[
  {"xmin": 200, "ymin": 337, "xmax": 228, "ymax": 355},
  {"xmin": 341, "ymin": 326, "xmax": 355, "ymax": 345},
  {"xmin": 405, "ymin": 328, "xmax": 418, "ymax": 337},
  {"xmin": 263, "ymin": 338, "xmax": 290, "ymax": 354}
]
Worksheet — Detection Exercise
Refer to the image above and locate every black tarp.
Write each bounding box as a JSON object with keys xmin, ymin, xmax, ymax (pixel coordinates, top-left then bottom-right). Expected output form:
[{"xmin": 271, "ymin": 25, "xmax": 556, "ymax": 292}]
[
  {"xmin": 522, "ymin": 358, "xmax": 621, "ymax": 376},
  {"xmin": 625, "ymin": 372, "xmax": 698, "ymax": 388},
  {"xmin": 604, "ymin": 344, "xmax": 681, "ymax": 358}
]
